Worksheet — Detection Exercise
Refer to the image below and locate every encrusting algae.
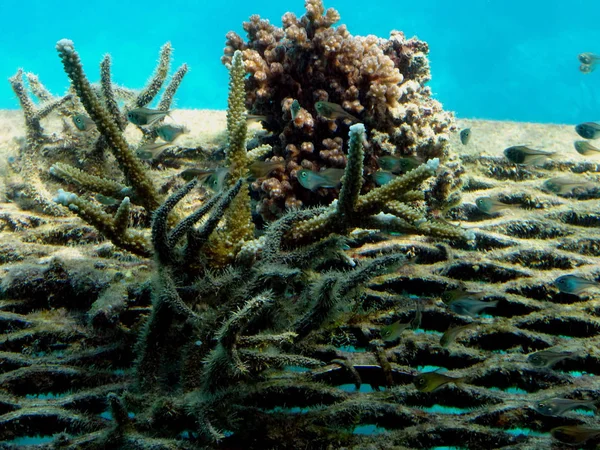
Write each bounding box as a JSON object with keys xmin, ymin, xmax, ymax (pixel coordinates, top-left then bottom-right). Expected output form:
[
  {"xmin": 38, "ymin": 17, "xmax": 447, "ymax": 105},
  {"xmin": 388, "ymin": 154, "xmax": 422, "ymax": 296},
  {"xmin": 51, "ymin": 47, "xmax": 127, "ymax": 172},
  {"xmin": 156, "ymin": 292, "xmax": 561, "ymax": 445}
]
[{"xmin": 3, "ymin": 1, "xmax": 600, "ymax": 449}]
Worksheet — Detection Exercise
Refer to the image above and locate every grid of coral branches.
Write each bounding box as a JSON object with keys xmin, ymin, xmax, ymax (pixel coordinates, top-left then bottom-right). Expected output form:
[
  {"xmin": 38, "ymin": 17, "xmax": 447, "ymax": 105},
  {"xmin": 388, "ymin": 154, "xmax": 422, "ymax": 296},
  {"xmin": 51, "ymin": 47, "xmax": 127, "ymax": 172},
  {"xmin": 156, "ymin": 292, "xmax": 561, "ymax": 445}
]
[{"xmin": 2, "ymin": 120, "xmax": 600, "ymax": 449}]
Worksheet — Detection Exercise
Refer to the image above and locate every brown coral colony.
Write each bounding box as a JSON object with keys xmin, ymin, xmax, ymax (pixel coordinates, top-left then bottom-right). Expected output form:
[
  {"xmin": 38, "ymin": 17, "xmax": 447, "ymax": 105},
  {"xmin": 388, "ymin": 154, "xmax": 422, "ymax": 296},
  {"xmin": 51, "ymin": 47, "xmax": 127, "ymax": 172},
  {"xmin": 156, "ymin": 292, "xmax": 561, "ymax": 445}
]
[{"xmin": 222, "ymin": 0, "xmax": 455, "ymax": 219}]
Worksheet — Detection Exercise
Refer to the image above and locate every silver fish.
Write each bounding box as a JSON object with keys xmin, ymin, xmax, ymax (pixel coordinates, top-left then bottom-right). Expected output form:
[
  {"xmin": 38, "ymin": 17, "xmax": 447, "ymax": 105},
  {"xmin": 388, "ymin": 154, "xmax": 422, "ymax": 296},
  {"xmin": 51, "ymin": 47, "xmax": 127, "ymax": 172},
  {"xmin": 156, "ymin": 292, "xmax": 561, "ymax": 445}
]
[
  {"xmin": 448, "ymin": 298, "xmax": 498, "ymax": 317},
  {"xmin": 314, "ymin": 101, "xmax": 359, "ymax": 123},
  {"xmin": 527, "ymin": 350, "xmax": 575, "ymax": 368},
  {"xmin": 156, "ymin": 124, "xmax": 188, "ymax": 142},
  {"xmin": 533, "ymin": 397, "xmax": 597, "ymax": 416},
  {"xmin": 413, "ymin": 370, "xmax": 466, "ymax": 392},
  {"xmin": 126, "ymin": 107, "xmax": 170, "ymax": 126},
  {"xmin": 578, "ymin": 52, "xmax": 600, "ymax": 65},
  {"xmin": 475, "ymin": 196, "xmax": 515, "ymax": 215},
  {"xmin": 440, "ymin": 322, "xmax": 478, "ymax": 348},
  {"xmin": 72, "ymin": 114, "xmax": 96, "ymax": 131},
  {"xmin": 372, "ymin": 171, "xmax": 396, "ymax": 186},
  {"xmin": 460, "ymin": 128, "xmax": 471, "ymax": 145},
  {"xmin": 551, "ymin": 425, "xmax": 600, "ymax": 444},
  {"xmin": 554, "ymin": 274, "xmax": 600, "ymax": 295},
  {"xmin": 574, "ymin": 140, "xmax": 600, "ymax": 155},
  {"xmin": 246, "ymin": 114, "xmax": 268, "ymax": 124},
  {"xmin": 380, "ymin": 320, "xmax": 411, "ymax": 343},
  {"xmin": 504, "ymin": 146, "xmax": 555, "ymax": 165},
  {"xmin": 95, "ymin": 194, "xmax": 118, "ymax": 206},
  {"xmin": 377, "ymin": 156, "xmax": 420, "ymax": 174},
  {"xmin": 543, "ymin": 176, "xmax": 595, "ymax": 195},
  {"xmin": 296, "ymin": 168, "xmax": 344, "ymax": 191},
  {"xmin": 575, "ymin": 122, "xmax": 600, "ymax": 140},
  {"xmin": 248, "ymin": 160, "xmax": 285, "ymax": 179},
  {"xmin": 135, "ymin": 142, "xmax": 174, "ymax": 160},
  {"xmin": 580, "ymin": 63, "xmax": 596, "ymax": 74}
]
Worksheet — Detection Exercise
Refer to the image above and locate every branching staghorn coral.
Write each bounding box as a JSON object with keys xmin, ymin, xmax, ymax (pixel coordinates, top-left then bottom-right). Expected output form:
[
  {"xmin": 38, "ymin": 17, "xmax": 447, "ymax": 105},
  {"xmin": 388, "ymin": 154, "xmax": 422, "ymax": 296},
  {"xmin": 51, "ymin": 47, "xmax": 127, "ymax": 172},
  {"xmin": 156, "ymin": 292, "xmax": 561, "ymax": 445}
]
[
  {"xmin": 223, "ymin": 0, "xmax": 460, "ymax": 219},
  {"xmin": 6, "ymin": 40, "xmax": 190, "ymax": 256},
  {"xmin": 7, "ymin": 70, "xmax": 73, "ymax": 216}
]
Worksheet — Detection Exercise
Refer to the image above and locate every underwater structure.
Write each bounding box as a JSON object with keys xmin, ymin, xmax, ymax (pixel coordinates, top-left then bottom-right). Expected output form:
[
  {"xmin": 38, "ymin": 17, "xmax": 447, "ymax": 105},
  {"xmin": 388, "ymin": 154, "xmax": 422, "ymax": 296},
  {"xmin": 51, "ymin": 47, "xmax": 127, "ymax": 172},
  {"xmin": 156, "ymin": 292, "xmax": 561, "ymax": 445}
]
[{"xmin": 2, "ymin": 1, "xmax": 600, "ymax": 449}]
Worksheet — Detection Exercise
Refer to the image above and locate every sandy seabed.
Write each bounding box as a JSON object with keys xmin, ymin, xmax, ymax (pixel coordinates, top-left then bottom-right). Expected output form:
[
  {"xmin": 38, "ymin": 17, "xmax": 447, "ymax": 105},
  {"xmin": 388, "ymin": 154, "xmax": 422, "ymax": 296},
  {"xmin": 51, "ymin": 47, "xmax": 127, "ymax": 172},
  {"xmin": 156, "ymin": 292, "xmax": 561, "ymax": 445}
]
[{"xmin": 0, "ymin": 109, "xmax": 588, "ymax": 168}]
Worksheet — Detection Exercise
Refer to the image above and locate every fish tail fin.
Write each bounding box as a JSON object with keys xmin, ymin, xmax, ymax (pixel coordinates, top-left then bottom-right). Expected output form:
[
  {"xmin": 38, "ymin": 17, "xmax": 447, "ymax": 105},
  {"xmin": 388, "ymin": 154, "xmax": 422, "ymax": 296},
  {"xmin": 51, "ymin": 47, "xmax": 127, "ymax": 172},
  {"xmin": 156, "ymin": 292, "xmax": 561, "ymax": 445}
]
[{"xmin": 455, "ymin": 376, "xmax": 468, "ymax": 389}]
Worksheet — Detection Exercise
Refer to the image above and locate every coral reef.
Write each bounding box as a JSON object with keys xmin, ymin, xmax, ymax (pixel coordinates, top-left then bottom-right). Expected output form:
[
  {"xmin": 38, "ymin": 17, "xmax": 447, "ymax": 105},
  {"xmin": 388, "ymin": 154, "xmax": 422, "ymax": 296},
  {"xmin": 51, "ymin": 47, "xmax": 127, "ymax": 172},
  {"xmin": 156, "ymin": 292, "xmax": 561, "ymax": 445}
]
[
  {"xmin": 223, "ymin": 0, "xmax": 459, "ymax": 219},
  {"xmin": 6, "ymin": 2, "xmax": 600, "ymax": 449},
  {"xmin": 5, "ymin": 114, "xmax": 600, "ymax": 448}
]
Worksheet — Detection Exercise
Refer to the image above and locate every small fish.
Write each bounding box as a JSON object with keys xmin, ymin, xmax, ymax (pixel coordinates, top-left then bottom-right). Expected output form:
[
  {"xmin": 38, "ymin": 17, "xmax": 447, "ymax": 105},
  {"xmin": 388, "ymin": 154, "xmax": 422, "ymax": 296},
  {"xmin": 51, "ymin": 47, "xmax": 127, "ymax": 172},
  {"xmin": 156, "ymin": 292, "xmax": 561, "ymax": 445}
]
[
  {"xmin": 574, "ymin": 140, "xmax": 600, "ymax": 155},
  {"xmin": 440, "ymin": 322, "xmax": 478, "ymax": 348},
  {"xmin": 413, "ymin": 370, "xmax": 466, "ymax": 392},
  {"xmin": 441, "ymin": 286, "xmax": 485, "ymax": 305},
  {"xmin": 72, "ymin": 114, "xmax": 96, "ymax": 131},
  {"xmin": 126, "ymin": 107, "xmax": 170, "ymax": 126},
  {"xmin": 95, "ymin": 194, "xmax": 118, "ymax": 206},
  {"xmin": 554, "ymin": 274, "xmax": 600, "ymax": 295},
  {"xmin": 575, "ymin": 122, "xmax": 600, "ymax": 140},
  {"xmin": 200, "ymin": 168, "xmax": 229, "ymax": 192},
  {"xmin": 551, "ymin": 425, "xmax": 600, "ymax": 444},
  {"xmin": 448, "ymin": 298, "xmax": 498, "ymax": 317},
  {"xmin": 460, "ymin": 128, "xmax": 471, "ymax": 145},
  {"xmin": 296, "ymin": 168, "xmax": 345, "ymax": 191},
  {"xmin": 527, "ymin": 350, "xmax": 575, "ymax": 368},
  {"xmin": 543, "ymin": 176, "xmax": 595, "ymax": 195},
  {"xmin": 156, "ymin": 124, "xmax": 188, "ymax": 142},
  {"xmin": 377, "ymin": 156, "xmax": 420, "ymax": 174},
  {"xmin": 578, "ymin": 52, "xmax": 600, "ymax": 65},
  {"xmin": 533, "ymin": 397, "xmax": 597, "ymax": 416},
  {"xmin": 314, "ymin": 101, "xmax": 359, "ymax": 123},
  {"xmin": 372, "ymin": 171, "xmax": 396, "ymax": 186},
  {"xmin": 410, "ymin": 301, "xmax": 423, "ymax": 330},
  {"xmin": 580, "ymin": 63, "xmax": 596, "ymax": 74},
  {"xmin": 475, "ymin": 196, "xmax": 516, "ymax": 215},
  {"xmin": 504, "ymin": 145, "xmax": 555, "ymax": 165},
  {"xmin": 246, "ymin": 114, "xmax": 268, "ymax": 124},
  {"xmin": 380, "ymin": 320, "xmax": 411, "ymax": 342},
  {"xmin": 290, "ymin": 100, "xmax": 301, "ymax": 120},
  {"xmin": 248, "ymin": 160, "xmax": 285, "ymax": 179},
  {"xmin": 135, "ymin": 142, "xmax": 174, "ymax": 160},
  {"xmin": 180, "ymin": 168, "xmax": 229, "ymax": 192},
  {"xmin": 180, "ymin": 168, "xmax": 215, "ymax": 182}
]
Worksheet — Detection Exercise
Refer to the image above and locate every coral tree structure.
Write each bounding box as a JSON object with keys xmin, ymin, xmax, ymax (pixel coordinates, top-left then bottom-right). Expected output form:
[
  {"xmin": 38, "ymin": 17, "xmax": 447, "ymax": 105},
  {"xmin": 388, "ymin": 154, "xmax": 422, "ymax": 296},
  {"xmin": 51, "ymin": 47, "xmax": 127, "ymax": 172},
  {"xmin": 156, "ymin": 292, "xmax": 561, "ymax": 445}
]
[{"xmin": 223, "ymin": 0, "xmax": 460, "ymax": 219}]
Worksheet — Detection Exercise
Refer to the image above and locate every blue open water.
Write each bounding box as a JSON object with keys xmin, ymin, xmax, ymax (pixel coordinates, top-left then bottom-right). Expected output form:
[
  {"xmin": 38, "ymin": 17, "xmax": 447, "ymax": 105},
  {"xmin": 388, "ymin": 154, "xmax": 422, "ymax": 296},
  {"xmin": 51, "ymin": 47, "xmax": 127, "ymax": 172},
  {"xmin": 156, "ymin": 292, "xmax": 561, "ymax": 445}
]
[{"xmin": 3, "ymin": 1, "xmax": 600, "ymax": 123}]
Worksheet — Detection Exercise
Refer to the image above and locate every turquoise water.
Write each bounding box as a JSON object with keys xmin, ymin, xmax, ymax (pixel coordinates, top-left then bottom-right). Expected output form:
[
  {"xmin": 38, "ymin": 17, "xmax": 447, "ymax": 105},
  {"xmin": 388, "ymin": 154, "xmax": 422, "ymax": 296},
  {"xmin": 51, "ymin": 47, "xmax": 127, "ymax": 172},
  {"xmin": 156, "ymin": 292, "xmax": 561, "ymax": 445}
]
[{"xmin": 3, "ymin": 0, "xmax": 600, "ymax": 123}]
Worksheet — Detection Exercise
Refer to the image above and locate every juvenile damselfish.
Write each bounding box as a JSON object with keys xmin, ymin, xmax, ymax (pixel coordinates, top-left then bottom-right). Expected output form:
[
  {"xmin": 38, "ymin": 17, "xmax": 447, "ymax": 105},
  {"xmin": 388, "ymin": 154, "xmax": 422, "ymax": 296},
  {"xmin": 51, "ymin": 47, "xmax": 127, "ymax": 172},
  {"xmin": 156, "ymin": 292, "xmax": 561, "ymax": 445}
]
[
  {"xmin": 533, "ymin": 397, "xmax": 597, "ymax": 416},
  {"xmin": 527, "ymin": 349, "xmax": 576, "ymax": 368},
  {"xmin": 413, "ymin": 370, "xmax": 466, "ymax": 392},
  {"xmin": 440, "ymin": 322, "xmax": 478, "ymax": 348},
  {"xmin": 554, "ymin": 274, "xmax": 600, "ymax": 295},
  {"xmin": 377, "ymin": 156, "xmax": 420, "ymax": 174},
  {"xmin": 575, "ymin": 122, "xmax": 600, "ymax": 140},
  {"xmin": 460, "ymin": 128, "xmax": 471, "ymax": 145},
  {"xmin": 551, "ymin": 425, "xmax": 600, "ymax": 444},
  {"xmin": 314, "ymin": 101, "xmax": 359, "ymax": 123},
  {"xmin": 504, "ymin": 145, "xmax": 555, "ymax": 165},
  {"xmin": 296, "ymin": 168, "xmax": 345, "ymax": 191},
  {"xmin": 72, "ymin": 114, "xmax": 96, "ymax": 131},
  {"xmin": 127, "ymin": 107, "xmax": 170, "ymax": 126},
  {"xmin": 574, "ymin": 140, "xmax": 600, "ymax": 155}
]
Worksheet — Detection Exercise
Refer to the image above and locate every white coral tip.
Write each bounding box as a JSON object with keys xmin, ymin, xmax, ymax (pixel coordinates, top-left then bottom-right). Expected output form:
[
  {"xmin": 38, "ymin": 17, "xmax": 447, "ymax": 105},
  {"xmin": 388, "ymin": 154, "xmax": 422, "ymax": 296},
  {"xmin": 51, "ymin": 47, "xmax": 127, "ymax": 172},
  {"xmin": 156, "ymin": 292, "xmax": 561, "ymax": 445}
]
[{"xmin": 426, "ymin": 158, "xmax": 440, "ymax": 171}]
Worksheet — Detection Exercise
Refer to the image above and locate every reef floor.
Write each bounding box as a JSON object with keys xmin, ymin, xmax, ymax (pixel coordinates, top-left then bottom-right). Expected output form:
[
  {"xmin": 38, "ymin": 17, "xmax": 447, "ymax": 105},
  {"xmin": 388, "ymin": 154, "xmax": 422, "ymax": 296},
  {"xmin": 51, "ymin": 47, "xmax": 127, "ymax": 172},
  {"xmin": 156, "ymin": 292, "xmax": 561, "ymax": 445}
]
[{"xmin": 2, "ymin": 110, "xmax": 600, "ymax": 449}]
